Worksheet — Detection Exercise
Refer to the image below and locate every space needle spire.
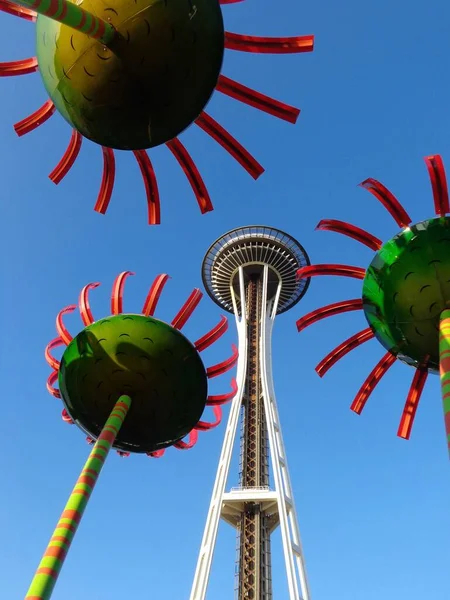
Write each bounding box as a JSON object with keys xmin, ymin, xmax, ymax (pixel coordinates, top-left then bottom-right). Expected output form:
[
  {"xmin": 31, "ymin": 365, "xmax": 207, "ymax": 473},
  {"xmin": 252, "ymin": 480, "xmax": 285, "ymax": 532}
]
[{"xmin": 190, "ymin": 226, "xmax": 312, "ymax": 600}]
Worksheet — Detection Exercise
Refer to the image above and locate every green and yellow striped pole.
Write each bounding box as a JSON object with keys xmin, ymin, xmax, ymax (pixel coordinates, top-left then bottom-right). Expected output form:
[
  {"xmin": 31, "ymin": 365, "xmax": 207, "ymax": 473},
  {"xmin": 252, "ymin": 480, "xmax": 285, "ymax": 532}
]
[
  {"xmin": 14, "ymin": 0, "xmax": 116, "ymax": 45},
  {"xmin": 25, "ymin": 395, "xmax": 132, "ymax": 600},
  {"xmin": 439, "ymin": 310, "xmax": 450, "ymax": 455}
]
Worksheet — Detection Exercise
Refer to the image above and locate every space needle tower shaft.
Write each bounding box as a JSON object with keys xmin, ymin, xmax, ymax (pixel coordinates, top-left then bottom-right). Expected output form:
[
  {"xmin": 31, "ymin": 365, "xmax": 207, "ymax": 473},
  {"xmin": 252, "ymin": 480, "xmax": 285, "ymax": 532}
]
[{"xmin": 190, "ymin": 226, "xmax": 312, "ymax": 600}]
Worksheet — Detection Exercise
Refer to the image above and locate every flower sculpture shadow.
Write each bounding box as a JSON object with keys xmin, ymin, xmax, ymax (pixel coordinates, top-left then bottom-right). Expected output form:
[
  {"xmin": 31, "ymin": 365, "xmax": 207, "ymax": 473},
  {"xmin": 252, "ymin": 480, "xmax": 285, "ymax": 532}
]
[
  {"xmin": 28, "ymin": 271, "xmax": 238, "ymax": 600},
  {"xmin": 1, "ymin": 0, "xmax": 314, "ymax": 223},
  {"xmin": 296, "ymin": 154, "xmax": 450, "ymax": 452}
]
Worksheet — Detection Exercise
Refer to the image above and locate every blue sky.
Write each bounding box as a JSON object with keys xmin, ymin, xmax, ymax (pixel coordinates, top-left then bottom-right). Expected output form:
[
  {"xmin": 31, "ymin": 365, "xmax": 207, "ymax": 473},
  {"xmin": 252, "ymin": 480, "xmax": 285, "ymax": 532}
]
[{"xmin": 1, "ymin": 0, "xmax": 450, "ymax": 598}]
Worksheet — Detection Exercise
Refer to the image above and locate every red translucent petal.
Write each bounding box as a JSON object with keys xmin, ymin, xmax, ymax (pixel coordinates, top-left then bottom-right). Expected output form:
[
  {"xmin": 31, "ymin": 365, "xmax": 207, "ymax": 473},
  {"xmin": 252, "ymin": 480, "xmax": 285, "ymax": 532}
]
[
  {"xmin": 79, "ymin": 282, "xmax": 100, "ymax": 326},
  {"xmin": 45, "ymin": 337, "xmax": 64, "ymax": 371},
  {"xmin": 424, "ymin": 154, "xmax": 449, "ymax": 216},
  {"xmin": 111, "ymin": 271, "xmax": 134, "ymax": 315},
  {"xmin": 117, "ymin": 451, "xmax": 130, "ymax": 457},
  {"xmin": 397, "ymin": 369, "xmax": 428, "ymax": 440},
  {"xmin": 86, "ymin": 437, "xmax": 95, "ymax": 445},
  {"xmin": 47, "ymin": 371, "xmax": 61, "ymax": 398},
  {"xmin": 316, "ymin": 328, "xmax": 375, "ymax": 377},
  {"xmin": 0, "ymin": 0, "xmax": 36, "ymax": 20},
  {"xmin": 359, "ymin": 178, "xmax": 411, "ymax": 227},
  {"xmin": 316, "ymin": 219, "xmax": 382, "ymax": 251},
  {"xmin": 93, "ymin": 147, "xmax": 116, "ymax": 215},
  {"xmin": 147, "ymin": 449, "xmax": 166, "ymax": 458},
  {"xmin": 350, "ymin": 352, "xmax": 397, "ymax": 414},
  {"xmin": 207, "ymin": 344, "xmax": 239, "ymax": 379},
  {"xmin": 296, "ymin": 299, "xmax": 363, "ymax": 332},
  {"xmin": 56, "ymin": 305, "xmax": 76, "ymax": 345},
  {"xmin": 142, "ymin": 274, "xmax": 170, "ymax": 316},
  {"xmin": 195, "ymin": 405, "xmax": 222, "ymax": 431},
  {"xmin": 166, "ymin": 138, "xmax": 213, "ymax": 214},
  {"xmin": 0, "ymin": 57, "xmax": 38, "ymax": 76},
  {"xmin": 14, "ymin": 99, "xmax": 55, "ymax": 137},
  {"xmin": 216, "ymin": 74, "xmax": 300, "ymax": 124},
  {"xmin": 133, "ymin": 149, "xmax": 161, "ymax": 225},
  {"xmin": 61, "ymin": 409, "xmax": 73, "ymax": 424},
  {"xmin": 194, "ymin": 315, "xmax": 228, "ymax": 352},
  {"xmin": 49, "ymin": 129, "xmax": 82, "ymax": 184},
  {"xmin": 297, "ymin": 264, "xmax": 366, "ymax": 281},
  {"xmin": 207, "ymin": 379, "xmax": 238, "ymax": 406},
  {"xmin": 224, "ymin": 32, "xmax": 314, "ymax": 54},
  {"xmin": 174, "ymin": 429, "xmax": 199, "ymax": 450},
  {"xmin": 171, "ymin": 288, "xmax": 203, "ymax": 330},
  {"xmin": 196, "ymin": 111, "xmax": 264, "ymax": 179}
]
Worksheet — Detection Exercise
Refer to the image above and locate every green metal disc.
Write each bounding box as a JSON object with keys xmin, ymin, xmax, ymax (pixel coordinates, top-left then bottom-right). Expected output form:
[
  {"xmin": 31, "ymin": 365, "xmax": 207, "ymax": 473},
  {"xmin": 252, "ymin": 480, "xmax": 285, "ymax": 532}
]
[
  {"xmin": 363, "ymin": 217, "xmax": 450, "ymax": 372},
  {"xmin": 36, "ymin": 0, "xmax": 224, "ymax": 150},
  {"xmin": 58, "ymin": 314, "xmax": 207, "ymax": 453}
]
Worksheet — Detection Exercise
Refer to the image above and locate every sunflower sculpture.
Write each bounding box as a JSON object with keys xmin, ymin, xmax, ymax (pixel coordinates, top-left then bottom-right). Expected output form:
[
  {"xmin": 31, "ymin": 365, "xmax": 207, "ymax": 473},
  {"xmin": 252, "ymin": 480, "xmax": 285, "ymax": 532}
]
[
  {"xmin": 1, "ymin": 0, "xmax": 313, "ymax": 222},
  {"xmin": 26, "ymin": 271, "xmax": 238, "ymax": 600},
  {"xmin": 296, "ymin": 155, "xmax": 450, "ymax": 453}
]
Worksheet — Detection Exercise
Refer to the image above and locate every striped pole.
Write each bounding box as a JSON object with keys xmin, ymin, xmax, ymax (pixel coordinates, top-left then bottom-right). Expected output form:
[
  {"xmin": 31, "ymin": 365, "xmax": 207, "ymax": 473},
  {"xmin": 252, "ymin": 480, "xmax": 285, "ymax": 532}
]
[
  {"xmin": 14, "ymin": 0, "xmax": 116, "ymax": 45},
  {"xmin": 25, "ymin": 395, "xmax": 132, "ymax": 600},
  {"xmin": 439, "ymin": 310, "xmax": 450, "ymax": 456}
]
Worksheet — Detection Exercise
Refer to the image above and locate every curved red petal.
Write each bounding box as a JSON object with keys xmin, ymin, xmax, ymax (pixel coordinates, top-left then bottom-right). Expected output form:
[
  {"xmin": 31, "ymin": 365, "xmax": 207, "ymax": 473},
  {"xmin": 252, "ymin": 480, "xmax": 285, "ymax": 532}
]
[
  {"xmin": 316, "ymin": 328, "xmax": 374, "ymax": 377},
  {"xmin": 224, "ymin": 32, "xmax": 314, "ymax": 54},
  {"xmin": 56, "ymin": 305, "xmax": 76, "ymax": 345},
  {"xmin": 117, "ymin": 451, "xmax": 131, "ymax": 457},
  {"xmin": 133, "ymin": 149, "xmax": 161, "ymax": 225},
  {"xmin": 207, "ymin": 344, "xmax": 239, "ymax": 379},
  {"xmin": 171, "ymin": 288, "xmax": 203, "ymax": 330},
  {"xmin": 207, "ymin": 378, "xmax": 238, "ymax": 405},
  {"xmin": 93, "ymin": 146, "xmax": 116, "ymax": 215},
  {"xmin": 195, "ymin": 406, "xmax": 222, "ymax": 431},
  {"xmin": 0, "ymin": 0, "xmax": 36, "ymax": 20},
  {"xmin": 297, "ymin": 264, "xmax": 366, "ymax": 281},
  {"xmin": 45, "ymin": 337, "xmax": 64, "ymax": 370},
  {"xmin": 79, "ymin": 282, "xmax": 100, "ymax": 326},
  {"xmin": 359, "ymin": 178, "xmax": 411, "ymax": 228},
  {"xmin": 14, "ymin": 99, "xmax": 55, "ymax": 137},
  {"xmin": 296, "ymin": 299, "xmax": 363, "ymax": 332},
  {"xmin": 86, "ymin": 437, "xmax": 95, "ymax": 445},
  {"xmin": 194, "ymin": 315, "xmax": 228, "ymax": 352},
  {"xmin": 142, "ymin": 274, "xmax": 170, "ymax": 316},
  {"xmin": 397, "ymin": 369, "xmax": 428, "ymax": 439},
  {"xmin": 47, "ymin": 371, "xmax": 61, "ymax": 398},
  {"xmin": 0, "ymin": 57, "xmax": 38, "ymax": 76},
  {"xmin": 166, "ymin": 138, "xmax": 213, "ymax": 214},
  {"xmin": 147, "ymin": 449, "xmax": 166, "ymax": 458},
  {"xmin": 196, "ymin": 111, "xmax": 264, "ymax": 179},
  {"xmin": 174, "ymin": 429, "xmax": 199, "ymax": 450},
  {"xmin": 111, "ymin": 271, "xmax": 134, "ymax": 315},
  {"xmin": 316, "ymin": 219, "xmax": 382, "ymax": 251},
  {"xmin": 216, "ymin": 74, "xmax": 300, "ymax": 124},
  {"xmin": 350, "ymin": 352, "xmax": 397, "ymax": 414},
  {"xmin": 61, "ymin": 408, "xmax": 73, "ymax": 424},
  {"xmin": 424, "ymin": 155, "xmax": 449, "ymax": 216},
  {"xmin": 49, "ymin": 129, "xmax": 82, "ymax": 184}
]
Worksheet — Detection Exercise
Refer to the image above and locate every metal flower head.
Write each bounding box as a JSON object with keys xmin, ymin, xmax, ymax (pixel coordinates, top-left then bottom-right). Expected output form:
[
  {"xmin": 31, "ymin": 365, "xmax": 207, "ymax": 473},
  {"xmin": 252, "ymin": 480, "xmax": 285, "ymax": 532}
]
[
  {"xmin": 45, "ymin": 271, "xmax": 238, "ymax": 457},
  {"xmin": 296, "ymin": 155, "xmax": 450, "ymax": 445},
  {"xmin": 1, "ymin": 0, "xmax": 313, "ymax": 223}
]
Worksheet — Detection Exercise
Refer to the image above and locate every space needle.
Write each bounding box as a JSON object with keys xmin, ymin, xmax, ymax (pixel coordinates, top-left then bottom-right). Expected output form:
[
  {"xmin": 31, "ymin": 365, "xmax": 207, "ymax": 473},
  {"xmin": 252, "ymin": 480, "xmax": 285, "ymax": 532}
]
[{"xmin": 190, "ymin": 226, "xmax": 312, "ymax": 600}]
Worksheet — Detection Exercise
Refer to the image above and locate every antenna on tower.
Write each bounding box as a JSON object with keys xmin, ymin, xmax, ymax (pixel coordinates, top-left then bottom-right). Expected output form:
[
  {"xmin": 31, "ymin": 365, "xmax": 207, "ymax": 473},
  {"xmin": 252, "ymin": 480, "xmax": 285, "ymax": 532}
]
[{"xmin": 191, "ymin": 226, "xmax": 311, "ymax": 600}]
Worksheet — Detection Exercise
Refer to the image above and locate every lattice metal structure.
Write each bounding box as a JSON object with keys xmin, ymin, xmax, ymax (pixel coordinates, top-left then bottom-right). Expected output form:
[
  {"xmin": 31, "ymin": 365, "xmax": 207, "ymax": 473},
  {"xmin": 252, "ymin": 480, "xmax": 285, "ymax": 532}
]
[{"xmin": 190, "ymin": 226, "xmax": 311, "ymax": 600}]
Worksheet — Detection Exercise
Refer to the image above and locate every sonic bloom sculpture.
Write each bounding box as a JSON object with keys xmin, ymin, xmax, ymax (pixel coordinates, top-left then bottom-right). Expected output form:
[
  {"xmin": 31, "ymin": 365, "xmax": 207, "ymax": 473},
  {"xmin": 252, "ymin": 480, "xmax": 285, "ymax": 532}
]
[
  {"xmin": 1, "ymin": 0, "xmax": 313, "ymax": 222},
  {"xmin": 27, "ymin": 271, "xmax": 238, "ymax": 600},
  {"xmin": 296, "ymin": 155, "xmax": 450, "ymax": 453}
]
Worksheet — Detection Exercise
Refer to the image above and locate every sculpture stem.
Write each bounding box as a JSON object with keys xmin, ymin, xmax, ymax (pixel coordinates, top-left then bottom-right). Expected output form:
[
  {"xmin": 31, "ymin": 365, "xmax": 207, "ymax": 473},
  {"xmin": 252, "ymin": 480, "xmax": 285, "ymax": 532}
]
[
  {"xmin": 14, "ymin": 0, "xmax": 116, "ymax": 45},
  {"xmin": 439, "ymin": 310, "xmax": 450, "ymax": 455},
  {"xmin": 24, "ymin": 395, "xmax": 132, "ymax": 600}
]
